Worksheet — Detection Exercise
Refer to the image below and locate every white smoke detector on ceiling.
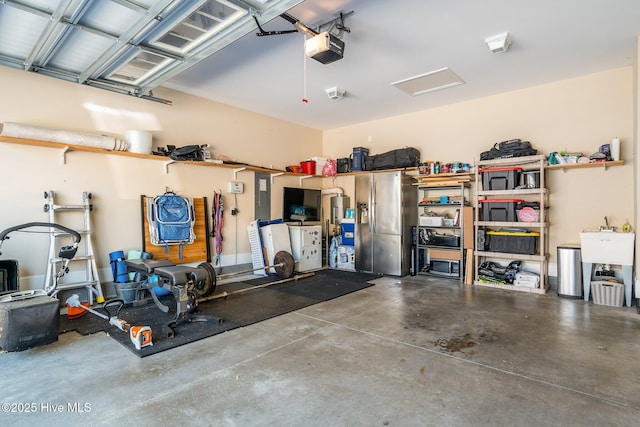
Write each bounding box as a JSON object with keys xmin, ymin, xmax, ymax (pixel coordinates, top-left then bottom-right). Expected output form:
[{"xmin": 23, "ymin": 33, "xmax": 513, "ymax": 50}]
[
  {"xmin": 325, "ymin": 86, "xmax": 346, "ymax": 99},
  {"xmin": 485, "ymin": 32, "xmax": 512, "ymax": 54}
]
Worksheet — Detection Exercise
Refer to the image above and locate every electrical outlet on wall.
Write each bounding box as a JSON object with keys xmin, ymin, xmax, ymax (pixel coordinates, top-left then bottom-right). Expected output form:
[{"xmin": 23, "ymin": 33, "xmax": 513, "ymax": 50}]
[{"xmin": 227, "ymin": 181, "xmax": 244, "ymax": 194}]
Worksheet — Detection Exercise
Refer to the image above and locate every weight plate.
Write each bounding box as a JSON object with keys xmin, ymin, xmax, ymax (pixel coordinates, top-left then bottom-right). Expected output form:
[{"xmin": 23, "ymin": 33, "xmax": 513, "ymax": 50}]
[
  {"xmin": 273, "ymin": 251, "xmax": 295, "ymax": 279},
  {"xmin": 196, "ymin": 262, "xmax": 217, "ymax": 297}
]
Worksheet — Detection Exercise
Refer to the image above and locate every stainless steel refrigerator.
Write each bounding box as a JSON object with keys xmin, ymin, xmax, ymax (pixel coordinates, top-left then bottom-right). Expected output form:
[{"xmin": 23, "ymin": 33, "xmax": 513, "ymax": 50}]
[{"xmin": 355, "ymin": 171, "xmax": 417, "ymax": 276}]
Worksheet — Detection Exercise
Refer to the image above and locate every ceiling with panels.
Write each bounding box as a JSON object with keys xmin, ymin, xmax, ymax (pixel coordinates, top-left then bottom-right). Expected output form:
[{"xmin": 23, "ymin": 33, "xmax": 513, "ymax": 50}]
[
  {"xmin": 2, "ymin": 1, "xmax": 640, "ymax": 130},
  {"xmin": 0, "ymin": 0, "xmax": 301, "ymax": 101}
]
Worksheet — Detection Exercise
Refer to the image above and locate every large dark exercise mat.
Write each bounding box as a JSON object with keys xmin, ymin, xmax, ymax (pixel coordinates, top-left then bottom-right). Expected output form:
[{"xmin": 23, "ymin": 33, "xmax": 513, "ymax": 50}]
[{"xmin": 59, "ymin": 269, "xmax": 380, "ymax": 357}]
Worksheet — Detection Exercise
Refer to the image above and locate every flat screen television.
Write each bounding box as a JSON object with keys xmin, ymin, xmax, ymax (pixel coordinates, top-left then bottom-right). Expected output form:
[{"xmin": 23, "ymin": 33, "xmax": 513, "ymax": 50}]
[{"xmin": 282, "ymin": 187, "xmax": 322, "ymax": 223}]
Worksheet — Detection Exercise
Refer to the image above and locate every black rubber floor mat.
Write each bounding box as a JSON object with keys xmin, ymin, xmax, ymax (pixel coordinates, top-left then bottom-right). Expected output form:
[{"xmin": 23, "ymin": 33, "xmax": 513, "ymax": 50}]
[
  {"xmin": 59, "ymin": 269, "xmax": 379, "ymax": 357},
  {"xmin": 266, "ymin": 269, "xmax": 381, "ymax": 300}
]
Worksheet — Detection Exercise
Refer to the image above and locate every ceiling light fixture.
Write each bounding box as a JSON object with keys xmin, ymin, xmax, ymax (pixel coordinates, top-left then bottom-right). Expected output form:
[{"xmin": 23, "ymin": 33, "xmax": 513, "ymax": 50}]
[{"xmin": 485, "ymin": 32, "xmax": 511, "ymax": 54}]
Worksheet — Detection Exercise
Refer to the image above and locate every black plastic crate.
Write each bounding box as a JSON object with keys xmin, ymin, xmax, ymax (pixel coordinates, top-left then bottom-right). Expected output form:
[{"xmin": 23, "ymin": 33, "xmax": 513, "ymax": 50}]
[
  {"xmin": 479, "ymin": 199, "xmax": 522, "ymax": 222},
  {"xmin": 425, "ymin": 233, "xmax": 460, "ymax": 247},
  {"xmin": 487, "ymin": 231, "xmax": 539, "ymax": 255},
  {"xmin": 480, "ymin": 167, "xmax": 522, "ymax": 190}
]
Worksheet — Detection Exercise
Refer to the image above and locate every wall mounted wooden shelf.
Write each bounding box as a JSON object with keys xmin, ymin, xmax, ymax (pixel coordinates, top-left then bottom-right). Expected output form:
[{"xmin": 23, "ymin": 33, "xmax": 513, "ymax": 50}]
[
  {"xmin": 546, "ymin": 160, "xmax": 624, "ymax": 171},
  {"xmin": 0, "ymin": 135, "xmax": 325, "ymax": 178}
]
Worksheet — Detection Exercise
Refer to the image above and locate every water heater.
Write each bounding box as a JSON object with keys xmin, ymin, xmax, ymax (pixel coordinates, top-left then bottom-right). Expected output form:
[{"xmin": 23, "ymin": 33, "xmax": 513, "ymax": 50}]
[{"xmin": 330, "ymin": 196, "xmax": 350, "ymax": 224}]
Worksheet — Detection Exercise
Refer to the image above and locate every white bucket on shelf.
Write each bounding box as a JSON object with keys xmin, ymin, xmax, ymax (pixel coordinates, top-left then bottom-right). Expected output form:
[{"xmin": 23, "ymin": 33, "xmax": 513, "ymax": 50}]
[{"xmin": 124, "ymin": 130, "xmax": 152, "ymax": 154}]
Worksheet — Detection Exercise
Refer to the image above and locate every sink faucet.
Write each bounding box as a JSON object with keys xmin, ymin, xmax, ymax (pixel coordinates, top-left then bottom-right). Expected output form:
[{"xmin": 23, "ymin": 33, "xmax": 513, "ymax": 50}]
[{"xmin": 600, "ymin": 216, "xmax": 616, "ymax": 232}]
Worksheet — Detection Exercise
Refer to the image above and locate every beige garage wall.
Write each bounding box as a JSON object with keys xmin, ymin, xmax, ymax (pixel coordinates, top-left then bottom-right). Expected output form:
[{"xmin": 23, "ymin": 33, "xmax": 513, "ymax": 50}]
[
  {"xmin": 323, "ymin": 67, "xmax": 635, "ymax": 270},
  {"xmin": 0, "ymin": 67, "xmax": 322, "ymax": 289},
  {"xmin": 0, "ymin": 65, "xmax": 635, "ymax": 288},
  {"xmin": 0, "ymin": 66, "xmax": 321, "ymax": 167}
]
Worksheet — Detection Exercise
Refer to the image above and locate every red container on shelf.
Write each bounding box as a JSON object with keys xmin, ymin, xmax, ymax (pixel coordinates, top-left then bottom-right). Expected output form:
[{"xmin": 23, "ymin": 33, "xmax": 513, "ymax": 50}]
[{"xmin": 300, "ymin": 160, "xmax": 316, "ymax": 175}]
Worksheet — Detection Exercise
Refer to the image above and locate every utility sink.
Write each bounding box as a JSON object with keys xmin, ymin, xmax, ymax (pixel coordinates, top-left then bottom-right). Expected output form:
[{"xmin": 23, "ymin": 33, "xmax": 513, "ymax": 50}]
[{"xmin": 579, "ymin": 231, "xmax": 635, "ymax": 265}]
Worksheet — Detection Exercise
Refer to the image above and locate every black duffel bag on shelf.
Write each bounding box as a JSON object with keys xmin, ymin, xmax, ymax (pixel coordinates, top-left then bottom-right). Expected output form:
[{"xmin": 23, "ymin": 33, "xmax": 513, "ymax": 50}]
[
  {"xmin": 365, "ymin": 147, "xmax": 420, "ymax": 171},
  {"xmin": 480, "ymin": 139, "xmax": 537, "ymax": 160},
  {"xmin": 169, "ymin": 145, "xmax": 205, "ymax": 161},
  {"xmin": 153, "ymin": 144, "xmax": 206, "ymax": 161}
]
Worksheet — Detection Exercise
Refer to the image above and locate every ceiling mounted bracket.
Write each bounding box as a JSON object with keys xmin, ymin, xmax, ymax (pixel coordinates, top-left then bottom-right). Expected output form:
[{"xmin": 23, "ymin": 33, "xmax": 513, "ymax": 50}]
[{"xmin": 254, "ymin": 12, "xmax": 317, "ymax": 37}]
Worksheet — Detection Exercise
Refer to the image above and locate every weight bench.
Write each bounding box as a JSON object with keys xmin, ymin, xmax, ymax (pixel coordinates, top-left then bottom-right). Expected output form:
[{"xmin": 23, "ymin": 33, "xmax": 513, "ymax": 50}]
[{"xmin": 125, "ymin": 259, "xmax": 221, "ymax": 338}]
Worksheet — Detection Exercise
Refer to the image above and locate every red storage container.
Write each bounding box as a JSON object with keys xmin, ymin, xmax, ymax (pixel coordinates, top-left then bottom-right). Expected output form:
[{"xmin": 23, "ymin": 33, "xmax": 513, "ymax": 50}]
[
  {"xmin": 479, "ymin": 199, "xmax": 522, "ymax": 222},
  {"xmin": 300, "ymin": 160, "xmax": 316, "ymax": 175},
  {"xmin": 480, "ymin": 166, "xmax": 522, "ymax": 190}
]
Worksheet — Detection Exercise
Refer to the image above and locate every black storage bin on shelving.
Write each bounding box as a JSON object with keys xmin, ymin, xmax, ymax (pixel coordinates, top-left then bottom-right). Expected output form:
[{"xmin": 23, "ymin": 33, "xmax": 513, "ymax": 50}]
[
  {"xmin": 487, "ymin": 231, "xmax": 539, "ymax": 255},
  {"xmin": 479, "ymin": 199, "xmax": 522, "ymax": 222},
  {"xmin": 480, "ymin": 167, "xmax": 522, "ymax": 190},
  {"xmin": 418, "ymin": 228, "xmax": 460, "ymax": 247},
  {"xmin": 426, "ymin": 233, "xmax": 460, "ymax": 247}
]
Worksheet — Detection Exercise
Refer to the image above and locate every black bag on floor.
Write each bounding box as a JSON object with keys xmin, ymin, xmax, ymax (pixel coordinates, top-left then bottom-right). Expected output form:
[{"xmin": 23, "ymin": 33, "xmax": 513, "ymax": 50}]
[
  {"xmin": 365, "ymin": 147, "xmax": 420, "ymax": 171},
  {"xmin": 480, "ymin": 139, "xmax": 537, "ymax": 160}
]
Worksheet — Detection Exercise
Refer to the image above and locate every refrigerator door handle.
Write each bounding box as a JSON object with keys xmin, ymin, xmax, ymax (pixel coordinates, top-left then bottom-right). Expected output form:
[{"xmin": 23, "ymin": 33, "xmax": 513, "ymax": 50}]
[{"xmin": 370, "ymin": 181, "xmax": 375, "ymax": 233}]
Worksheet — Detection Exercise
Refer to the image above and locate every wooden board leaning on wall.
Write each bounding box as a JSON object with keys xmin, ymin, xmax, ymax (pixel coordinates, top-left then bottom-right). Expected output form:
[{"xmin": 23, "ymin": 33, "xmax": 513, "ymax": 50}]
[{"xmin": 140, "ymin": 196, "xmax": 211, "ymax": 265}]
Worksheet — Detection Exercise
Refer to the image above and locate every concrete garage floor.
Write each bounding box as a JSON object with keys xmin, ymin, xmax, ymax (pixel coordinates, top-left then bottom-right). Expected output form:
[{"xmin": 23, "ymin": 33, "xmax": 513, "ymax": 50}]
[{"xmin": 2, "ymin": 273, "xmax": 639, "ymax": 426}]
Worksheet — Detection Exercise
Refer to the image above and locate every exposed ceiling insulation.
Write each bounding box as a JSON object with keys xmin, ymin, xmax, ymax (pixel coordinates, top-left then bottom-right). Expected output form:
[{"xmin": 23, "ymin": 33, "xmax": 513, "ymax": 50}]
[{"xmin": 0, "ymin": 0, "xmax": 302, "ymax": 102}]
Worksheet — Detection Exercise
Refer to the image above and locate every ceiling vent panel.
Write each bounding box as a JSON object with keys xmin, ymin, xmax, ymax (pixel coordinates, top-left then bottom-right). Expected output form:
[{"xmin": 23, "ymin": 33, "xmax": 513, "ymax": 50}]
[{"xmin": 392, "ymin": 67, "xmax": 465, "ymax": 96}]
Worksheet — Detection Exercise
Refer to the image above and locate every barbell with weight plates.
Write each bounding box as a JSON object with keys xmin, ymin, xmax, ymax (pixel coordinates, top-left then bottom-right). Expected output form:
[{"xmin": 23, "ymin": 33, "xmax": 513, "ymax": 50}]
[{"xmin": 191, "ymin": 251, "xmax": 295, "ymax": 298}]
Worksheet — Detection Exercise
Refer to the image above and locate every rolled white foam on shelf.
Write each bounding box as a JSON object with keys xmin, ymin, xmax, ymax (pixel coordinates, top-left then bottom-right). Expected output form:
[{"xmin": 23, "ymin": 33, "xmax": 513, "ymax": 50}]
[
  {"xmin": 0, "ymin": 122, "xmax": 127, "ymax": 151},
  {"xmin": 610, "ymin": 137, "xmax": 620, "ymax": 161},
  {"xmin": 124, "ymin": 130, "xmax": 152, "ymax": 154}
]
